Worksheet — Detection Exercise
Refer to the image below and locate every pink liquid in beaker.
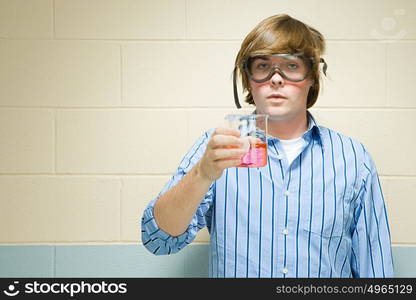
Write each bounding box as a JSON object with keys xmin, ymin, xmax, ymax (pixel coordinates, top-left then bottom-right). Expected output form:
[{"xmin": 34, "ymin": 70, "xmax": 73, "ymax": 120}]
[{"xmin": 238, "ymin": 142, "xmax": 267, "ymax": 168}]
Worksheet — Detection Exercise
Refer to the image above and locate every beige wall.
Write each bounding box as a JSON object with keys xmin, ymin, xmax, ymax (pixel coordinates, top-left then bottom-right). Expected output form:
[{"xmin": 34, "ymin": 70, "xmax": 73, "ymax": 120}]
[{"xmin": 0, "ymin": 0, "xmax": 415, "ymax": 246}]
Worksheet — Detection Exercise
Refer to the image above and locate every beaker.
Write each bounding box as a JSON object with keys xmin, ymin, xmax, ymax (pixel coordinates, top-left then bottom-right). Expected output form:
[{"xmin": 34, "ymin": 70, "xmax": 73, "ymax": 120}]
[{"xmin": 225, "ymin": 114, "xmax": 268, "ymax": 168}]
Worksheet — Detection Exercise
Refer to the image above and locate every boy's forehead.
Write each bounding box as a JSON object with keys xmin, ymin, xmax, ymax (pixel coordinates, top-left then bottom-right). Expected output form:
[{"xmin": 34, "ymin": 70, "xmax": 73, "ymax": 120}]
[{"xmin": 253, "ymin": 54, "xmax": 304, "ymax": 60}]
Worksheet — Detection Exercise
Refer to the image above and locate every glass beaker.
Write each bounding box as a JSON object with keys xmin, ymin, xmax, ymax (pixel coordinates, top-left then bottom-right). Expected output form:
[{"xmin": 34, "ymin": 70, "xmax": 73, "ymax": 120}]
[{"xmin": 225, "ymin": 114, "xmax": 268, "ymax": 168}]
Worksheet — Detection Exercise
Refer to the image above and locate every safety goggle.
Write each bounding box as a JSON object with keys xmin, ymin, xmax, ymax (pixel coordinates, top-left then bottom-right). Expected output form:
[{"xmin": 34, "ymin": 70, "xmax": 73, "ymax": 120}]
[
  {"xmin": 244, "ymin": 53, "xmax": 312, "ymax": 83},
  {"xmin": 233, "ymin": 53, "xmax": 327, "ymax": 108}
]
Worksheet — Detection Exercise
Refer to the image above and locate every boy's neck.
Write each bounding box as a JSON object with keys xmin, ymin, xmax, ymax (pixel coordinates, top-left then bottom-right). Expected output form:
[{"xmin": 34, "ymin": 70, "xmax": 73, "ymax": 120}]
[{"xmin": 267, "ymin": 112, "xmax": 308, "ymax": 140}]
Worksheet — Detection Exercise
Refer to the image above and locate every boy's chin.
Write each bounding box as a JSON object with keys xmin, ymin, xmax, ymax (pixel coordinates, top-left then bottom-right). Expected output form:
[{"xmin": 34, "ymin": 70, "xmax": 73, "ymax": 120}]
[{"xmin": 260, "ymin": 106, "xmax": 287, "ymax": 117}]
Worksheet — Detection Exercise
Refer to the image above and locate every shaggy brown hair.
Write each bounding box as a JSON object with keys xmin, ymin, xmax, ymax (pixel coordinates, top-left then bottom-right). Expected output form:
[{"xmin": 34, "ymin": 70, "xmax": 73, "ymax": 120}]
[{"xmin": 234, "ymin": 14, "xmax": 326, "ymax": 108}]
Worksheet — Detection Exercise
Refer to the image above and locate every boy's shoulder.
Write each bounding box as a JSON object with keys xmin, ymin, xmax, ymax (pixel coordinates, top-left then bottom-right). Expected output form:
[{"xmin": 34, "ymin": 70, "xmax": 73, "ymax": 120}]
[{"xmin": 316, "ymin": 125, "xmax": 369, "ymax": 161}]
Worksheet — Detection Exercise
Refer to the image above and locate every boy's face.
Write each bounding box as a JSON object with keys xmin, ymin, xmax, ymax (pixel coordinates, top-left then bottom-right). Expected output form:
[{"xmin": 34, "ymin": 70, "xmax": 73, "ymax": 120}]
[{"xmin": 248, "ymin": 55, "xmax": 313, "ymax": 123}]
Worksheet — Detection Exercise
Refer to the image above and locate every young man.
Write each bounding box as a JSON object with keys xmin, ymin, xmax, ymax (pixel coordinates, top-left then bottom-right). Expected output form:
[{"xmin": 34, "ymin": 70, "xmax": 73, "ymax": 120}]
[{"xmin": 141, "ymin": 14, "xmax": 394, "ymax": 278}]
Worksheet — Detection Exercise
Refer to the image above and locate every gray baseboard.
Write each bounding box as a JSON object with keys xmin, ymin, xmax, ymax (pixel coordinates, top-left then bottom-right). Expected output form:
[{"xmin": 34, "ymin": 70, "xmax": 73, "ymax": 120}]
[{"xmin": 0, "ymin": 244, "xmax": 413, "ymax": 277}]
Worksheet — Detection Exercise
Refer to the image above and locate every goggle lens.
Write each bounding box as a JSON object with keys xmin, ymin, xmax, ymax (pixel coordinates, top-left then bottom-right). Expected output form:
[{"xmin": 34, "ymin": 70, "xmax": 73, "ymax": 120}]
[{"xmin": 245, "ymin": 54, "xmax": 311, "ymax": 83}]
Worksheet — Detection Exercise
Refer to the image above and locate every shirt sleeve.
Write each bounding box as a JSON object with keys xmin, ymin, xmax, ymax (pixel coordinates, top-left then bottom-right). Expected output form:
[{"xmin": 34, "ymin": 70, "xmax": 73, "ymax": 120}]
[
  {"xmin": 141, "ymin": 129, "xmax": 215, "ymax": 255},
  {"xmin": 350, "ymin": 145, "xmax": 394, "ymax": 277}
]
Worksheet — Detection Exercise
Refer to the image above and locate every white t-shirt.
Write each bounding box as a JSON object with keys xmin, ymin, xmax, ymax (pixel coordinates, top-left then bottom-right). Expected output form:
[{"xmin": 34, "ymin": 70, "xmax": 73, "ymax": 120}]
[{"xmin": 280, "ymin": 136, "xmax": 305, "ymax": 165}]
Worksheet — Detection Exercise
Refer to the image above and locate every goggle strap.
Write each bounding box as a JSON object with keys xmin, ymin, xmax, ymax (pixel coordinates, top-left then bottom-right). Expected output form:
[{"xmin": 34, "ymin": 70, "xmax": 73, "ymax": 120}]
[
  {"xmin": 233, "ymin": 67, "xmax": 242, "ymax": 109},
  {"xmin": 320, "ymin": 58, "xmax": 328, "ymax": 76}
]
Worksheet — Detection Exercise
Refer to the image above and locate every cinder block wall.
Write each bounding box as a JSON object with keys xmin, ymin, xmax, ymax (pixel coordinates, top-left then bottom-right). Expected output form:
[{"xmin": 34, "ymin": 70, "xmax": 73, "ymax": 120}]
[{"xmin": 0, "ymin": 0, "xmax": 415, "ymax": 275}]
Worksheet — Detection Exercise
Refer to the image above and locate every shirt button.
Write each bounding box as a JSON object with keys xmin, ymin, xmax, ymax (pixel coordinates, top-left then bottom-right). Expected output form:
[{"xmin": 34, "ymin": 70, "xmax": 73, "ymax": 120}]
[
  {"xmin": 284, "ymin": 190, "xmax": 290, "ymax": 196},
  {"xmin": 276, "ymin": 154, "xmax": 283, "ymax": 160},
  {"xmin": 282, "ymin": 229, "xmax": 289, "ymax": 235},
  {"xmin": 282, "ymin": 268, "xmax": 289, "ymax": 274}
]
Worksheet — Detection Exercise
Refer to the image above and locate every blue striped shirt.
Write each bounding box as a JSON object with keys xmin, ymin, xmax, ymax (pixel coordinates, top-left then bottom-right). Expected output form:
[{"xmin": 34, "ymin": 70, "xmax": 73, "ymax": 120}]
[{"xmin": 141, "ymin": 113, "xmax": 394, "ymax": 278}]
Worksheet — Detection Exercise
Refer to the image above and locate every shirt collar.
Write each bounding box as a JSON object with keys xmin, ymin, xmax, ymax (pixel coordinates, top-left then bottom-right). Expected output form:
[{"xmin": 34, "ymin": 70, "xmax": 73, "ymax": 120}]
[
  {"xmin": 305, "ymin": 111, "xmax": 324, "ymax": 149},
  {"xmin": 252, "ymin": 109, "xmax": 324, "ymax": 148}
]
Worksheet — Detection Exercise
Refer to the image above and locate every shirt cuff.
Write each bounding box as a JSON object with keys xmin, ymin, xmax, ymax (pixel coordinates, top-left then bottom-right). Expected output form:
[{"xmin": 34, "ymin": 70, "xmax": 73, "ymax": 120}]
[{"xmin": 142, "ymin": 205, "xmax": 189, "ymax": 246}]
